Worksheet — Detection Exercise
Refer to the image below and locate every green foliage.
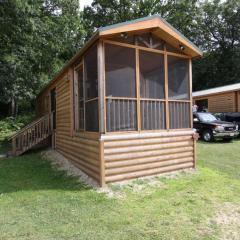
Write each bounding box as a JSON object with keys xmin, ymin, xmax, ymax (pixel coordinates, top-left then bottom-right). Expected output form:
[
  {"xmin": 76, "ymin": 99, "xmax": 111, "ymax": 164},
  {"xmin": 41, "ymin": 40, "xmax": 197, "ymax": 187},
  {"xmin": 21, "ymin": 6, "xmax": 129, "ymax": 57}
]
[
  {"xmin": 0, "ymin": 0, "xmax": 86, "ymax": 114},
  {"xmin": 83, "ymin": 0, "xmax": 200, "ymax": 40},
  {"xmin": 193, "ymin": 0, "xmax": 240, "ymax": 90},
  {"xmin": 0, "ymin": 114, "xmax": 34, "ymax": 139}
]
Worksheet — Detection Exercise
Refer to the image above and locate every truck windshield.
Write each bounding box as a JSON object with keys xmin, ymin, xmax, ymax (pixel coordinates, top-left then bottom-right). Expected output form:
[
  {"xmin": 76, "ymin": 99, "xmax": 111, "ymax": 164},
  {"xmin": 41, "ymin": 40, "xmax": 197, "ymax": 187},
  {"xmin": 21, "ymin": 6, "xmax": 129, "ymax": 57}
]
[{"xmin": 198, "ymin": 113, "xmax": 217, "ymax": 122}]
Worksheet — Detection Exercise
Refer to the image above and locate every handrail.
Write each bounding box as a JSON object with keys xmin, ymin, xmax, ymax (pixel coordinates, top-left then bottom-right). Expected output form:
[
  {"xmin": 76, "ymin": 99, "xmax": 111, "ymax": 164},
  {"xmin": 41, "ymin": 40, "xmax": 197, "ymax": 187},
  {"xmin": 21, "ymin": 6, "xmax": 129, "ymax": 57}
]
[
  {"xmin": 10, "ymin": 112, "xmax": 53, "ymax": 156},
  {"xmin": 9, "ymin": 113, "xmax": 51, "ymax": 140}
]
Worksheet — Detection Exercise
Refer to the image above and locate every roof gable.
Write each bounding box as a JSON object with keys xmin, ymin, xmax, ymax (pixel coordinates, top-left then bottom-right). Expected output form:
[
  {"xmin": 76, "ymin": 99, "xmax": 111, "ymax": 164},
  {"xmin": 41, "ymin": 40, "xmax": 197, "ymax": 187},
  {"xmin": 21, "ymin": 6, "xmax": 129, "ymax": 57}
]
[{"xmin": 98, "ymin": 15, "xmax": 202, "ymax": 58}]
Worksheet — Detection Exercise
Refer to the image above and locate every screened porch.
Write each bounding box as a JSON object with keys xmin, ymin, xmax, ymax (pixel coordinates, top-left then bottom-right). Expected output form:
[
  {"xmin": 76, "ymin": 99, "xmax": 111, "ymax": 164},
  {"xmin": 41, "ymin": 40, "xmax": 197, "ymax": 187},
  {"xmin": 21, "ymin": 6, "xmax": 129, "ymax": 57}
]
[{"xmin": 73, "ymin": 32, "xmax": 192, "ymax": 134}]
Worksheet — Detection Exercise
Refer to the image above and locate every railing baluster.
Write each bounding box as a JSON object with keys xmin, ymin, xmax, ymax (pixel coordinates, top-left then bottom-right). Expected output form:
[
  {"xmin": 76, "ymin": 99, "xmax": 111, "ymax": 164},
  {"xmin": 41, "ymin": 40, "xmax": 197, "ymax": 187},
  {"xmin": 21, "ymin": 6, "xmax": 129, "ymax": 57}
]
[{"xmin": 10, "ymin": 113, "xmax": 53, "ymax": 156}]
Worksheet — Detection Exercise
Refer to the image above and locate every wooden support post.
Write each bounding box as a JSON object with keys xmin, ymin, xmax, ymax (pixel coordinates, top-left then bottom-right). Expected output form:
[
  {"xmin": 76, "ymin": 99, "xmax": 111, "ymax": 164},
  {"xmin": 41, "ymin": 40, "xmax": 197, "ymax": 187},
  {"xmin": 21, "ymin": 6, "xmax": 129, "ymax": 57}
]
[
  {"xmin": 193, "ymin": 138, "xmax": 197, "ymax": 168},
  {"xmin": 164, "ymin": 44, "xmax": 169, "ymax": 130},
  {"xmin": 136, "ymin": 48, "xmax": 141, "ymax": 131},
  {"xmin": 189, "ymin": 59, "xmax": 193, "ymax": 128},
  {"xmin": 99, "ymin": 139, "xmax": 106, "ymax": 187},
  {"xmin": 98, "ymin": 40, "xmax": 105, "ymax": 133}
]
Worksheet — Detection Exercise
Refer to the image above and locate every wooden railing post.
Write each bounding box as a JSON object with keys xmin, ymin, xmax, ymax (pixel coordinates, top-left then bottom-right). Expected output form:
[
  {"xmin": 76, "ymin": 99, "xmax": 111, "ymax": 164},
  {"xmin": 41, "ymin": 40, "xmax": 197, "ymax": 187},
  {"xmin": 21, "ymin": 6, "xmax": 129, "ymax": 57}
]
[{"xmin": 12, "ymin": 137, "xmax": 16, "ymax": 156}]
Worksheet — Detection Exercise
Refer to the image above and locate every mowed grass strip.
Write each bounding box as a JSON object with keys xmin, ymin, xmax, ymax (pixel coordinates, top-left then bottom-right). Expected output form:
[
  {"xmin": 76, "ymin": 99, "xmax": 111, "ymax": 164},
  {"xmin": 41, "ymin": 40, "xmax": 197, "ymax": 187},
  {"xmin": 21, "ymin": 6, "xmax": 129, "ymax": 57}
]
[{"xmin": 0, "ymin": 140, "xmax": 239, "ymax": 240}]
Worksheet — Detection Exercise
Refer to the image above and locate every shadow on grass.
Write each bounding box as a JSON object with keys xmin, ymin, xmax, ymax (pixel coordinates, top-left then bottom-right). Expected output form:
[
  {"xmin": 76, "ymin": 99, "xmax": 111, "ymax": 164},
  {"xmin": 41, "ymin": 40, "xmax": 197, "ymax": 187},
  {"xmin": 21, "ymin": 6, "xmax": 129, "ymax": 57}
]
[{"xmin": 0, "ymin": 149, "xmax": 90, "ymax": 194}]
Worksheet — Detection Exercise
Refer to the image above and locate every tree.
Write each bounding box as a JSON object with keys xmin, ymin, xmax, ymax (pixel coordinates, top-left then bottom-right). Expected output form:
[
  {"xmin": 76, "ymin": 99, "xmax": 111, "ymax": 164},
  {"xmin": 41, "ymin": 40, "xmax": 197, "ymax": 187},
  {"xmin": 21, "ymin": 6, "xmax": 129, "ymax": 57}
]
[
  {"xmin": 0, "ymin": 0, "xmax": 85, "ymax": 116},
  {"xmin": 83, "ymin": 0, "xmax": 200, "ymax": 41},
  {"xmin": 193, "ymin": 0, "xmax": 240, "ymax": 90}
]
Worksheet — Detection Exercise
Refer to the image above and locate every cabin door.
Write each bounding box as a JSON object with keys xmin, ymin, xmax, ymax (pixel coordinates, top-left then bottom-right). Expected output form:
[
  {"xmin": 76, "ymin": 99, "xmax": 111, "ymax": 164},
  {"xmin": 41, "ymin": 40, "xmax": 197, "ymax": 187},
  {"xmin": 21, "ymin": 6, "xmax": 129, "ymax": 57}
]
[{"xmin": 50, "ymin": 88, "xmax": 56, "ymax": 130}]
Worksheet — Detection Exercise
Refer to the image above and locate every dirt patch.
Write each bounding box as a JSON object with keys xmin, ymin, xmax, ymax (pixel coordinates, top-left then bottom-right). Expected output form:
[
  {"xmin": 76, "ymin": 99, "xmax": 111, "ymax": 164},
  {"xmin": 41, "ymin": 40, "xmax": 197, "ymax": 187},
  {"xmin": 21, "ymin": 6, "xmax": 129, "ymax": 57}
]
[
  {"xmin": 104, "ymin": 169, "xmax": 196, "ymax": 198},
  {"xmin": 203, "ymin": 202, "xmax": 240, "ymax": 240},
  {"xmin": 214, "ymin": 203, "xmax": 240, "ymax": 240},
  {"xmin": 41, "ymin": 149, "xmax": 99, "ymax": 188}
]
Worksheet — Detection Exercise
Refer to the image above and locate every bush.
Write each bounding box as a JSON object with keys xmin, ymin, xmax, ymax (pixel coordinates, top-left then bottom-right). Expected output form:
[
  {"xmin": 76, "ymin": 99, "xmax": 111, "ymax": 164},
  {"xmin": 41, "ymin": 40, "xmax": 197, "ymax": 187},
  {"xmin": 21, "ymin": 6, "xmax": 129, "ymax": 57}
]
[{"xmin": 0, "ymin": 114, "xmax": 34, "ymax": 139}]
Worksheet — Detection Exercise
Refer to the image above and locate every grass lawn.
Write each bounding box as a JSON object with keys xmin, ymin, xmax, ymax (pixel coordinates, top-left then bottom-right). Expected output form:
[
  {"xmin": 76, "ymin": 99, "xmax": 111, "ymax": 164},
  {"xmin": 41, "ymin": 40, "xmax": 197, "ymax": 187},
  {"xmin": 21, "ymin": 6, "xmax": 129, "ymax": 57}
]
[{"xmin": 0, "ymin": 139, "xmax": 240, "ymax": 239}]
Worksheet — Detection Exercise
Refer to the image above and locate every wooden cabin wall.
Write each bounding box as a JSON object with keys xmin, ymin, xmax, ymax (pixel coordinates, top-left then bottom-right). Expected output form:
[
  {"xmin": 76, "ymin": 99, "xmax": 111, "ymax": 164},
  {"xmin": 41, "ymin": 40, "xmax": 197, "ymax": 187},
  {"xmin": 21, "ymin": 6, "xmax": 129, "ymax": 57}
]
[
  {"xmin": 237, "ymin": 91, "xmax": 240, "ymax": 112},
  {"xmin": 209, "ymin": 92, "xmax": 236, "ymax": 112},
  {"xmin": 102, "ymin": 131, "xmax": 194, "ymax": 183},
  {"xmin": 194, "ymin": 91, "xmax": 237, "ymax": 113},
  {"xmin": 54, "ymin": 72, "xmax": 101, "ymax": 183},
  {"xmin": 36, "ymin": 91, "xmax": 50, "ymax": 117}
]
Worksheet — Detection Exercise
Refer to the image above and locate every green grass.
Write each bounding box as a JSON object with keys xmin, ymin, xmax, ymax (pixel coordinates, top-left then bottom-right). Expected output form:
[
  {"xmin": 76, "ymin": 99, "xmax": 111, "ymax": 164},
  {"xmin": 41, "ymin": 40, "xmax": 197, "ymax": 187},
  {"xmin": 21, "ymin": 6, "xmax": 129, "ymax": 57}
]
[
  {"xmin": 0, "ymin": 140, "xmax": 240, "ymax": 239},
  {"xmin": 197, "ymin": 139, "xmax": 240, "ymax": 179}
]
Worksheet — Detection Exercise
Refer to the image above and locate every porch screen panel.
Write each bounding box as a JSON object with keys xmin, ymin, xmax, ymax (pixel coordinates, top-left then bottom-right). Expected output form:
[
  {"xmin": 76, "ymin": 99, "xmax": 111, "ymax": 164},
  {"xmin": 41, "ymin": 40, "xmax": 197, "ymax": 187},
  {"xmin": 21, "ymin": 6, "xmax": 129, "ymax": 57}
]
[
  {"xmin": 139, "ymin": 50, "xmax": 166, "ymax": 130},
  {"xmin": 85, "ymin": 100, "xmax": 99, "ymax": 132},
  {"xmin": 169, "ymin": 102, "xmax": 190, "ymax": 129},
  {"xmin": 168, "ymin": 56, "xmax": 189, "ymax": 100},
  {"xmin": 77, "ymin": 66, "xmax": 84, "ymax": 130},
  {"xmin": 105, "ymin": 44, "xmax": 136, "ymax": 97},
  {"xmin": 85, "ymin": 44, "xmax": 98, "ymax": 100},
  {"xmin": 84, "ymin": 44, "xmax": 99, "ymax": 132},
  {"xmin": 168, "ymin": 56, "xmax": 190, "ymax": 129},
  {"xmin": 105, "ymin": 43, "xmax": 137, "ymax": 131},
  {"xmin": 141, "ymin": 100, "xmax": 165, "ymax": 130},
  {"xmin": 106, "ymin": 99, "xmax": 137, "ymax": 131}
]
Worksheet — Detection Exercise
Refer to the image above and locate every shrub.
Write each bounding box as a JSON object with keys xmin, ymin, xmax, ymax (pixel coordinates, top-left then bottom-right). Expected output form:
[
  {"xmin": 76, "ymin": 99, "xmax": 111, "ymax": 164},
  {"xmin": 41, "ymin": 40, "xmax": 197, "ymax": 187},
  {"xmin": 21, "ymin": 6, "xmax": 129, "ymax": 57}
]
[{"xmin": 0, "ymin": 114, "xmax": 34, "ymax": 139}]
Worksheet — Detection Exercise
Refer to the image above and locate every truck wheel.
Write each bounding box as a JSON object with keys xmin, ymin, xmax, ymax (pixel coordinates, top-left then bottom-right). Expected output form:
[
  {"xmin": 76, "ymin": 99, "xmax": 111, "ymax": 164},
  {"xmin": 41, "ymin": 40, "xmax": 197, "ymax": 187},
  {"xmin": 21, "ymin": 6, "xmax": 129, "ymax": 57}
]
[{"xmin": 202, "ymin": 130, "xmax": 213, "ymax": 142}]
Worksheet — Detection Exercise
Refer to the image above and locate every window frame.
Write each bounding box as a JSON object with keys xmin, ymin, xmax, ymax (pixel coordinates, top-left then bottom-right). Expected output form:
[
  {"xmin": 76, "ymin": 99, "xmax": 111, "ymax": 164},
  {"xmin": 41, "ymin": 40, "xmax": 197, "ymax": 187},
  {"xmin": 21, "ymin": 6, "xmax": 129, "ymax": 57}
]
[{"xmin": 103, "ymin": 39, "xmax": 192, "ymax": 133}]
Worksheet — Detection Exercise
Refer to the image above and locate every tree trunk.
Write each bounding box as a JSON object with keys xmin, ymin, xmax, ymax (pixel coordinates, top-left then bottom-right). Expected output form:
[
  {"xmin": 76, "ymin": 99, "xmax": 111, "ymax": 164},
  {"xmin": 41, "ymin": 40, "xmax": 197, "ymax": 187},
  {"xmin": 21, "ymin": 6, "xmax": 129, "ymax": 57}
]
[
  {"xmin": 10, "ymin": 98, "xmax": 17, "ymax": 117},
  {"xmin": 10, "ymin": 98, "xmax": 15, "ymax": 116}
]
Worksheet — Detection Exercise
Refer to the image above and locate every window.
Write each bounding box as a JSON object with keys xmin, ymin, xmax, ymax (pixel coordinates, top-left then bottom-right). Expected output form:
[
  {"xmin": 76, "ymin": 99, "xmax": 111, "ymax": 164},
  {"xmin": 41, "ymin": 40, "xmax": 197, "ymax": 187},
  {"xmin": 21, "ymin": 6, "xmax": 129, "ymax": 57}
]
[
  {"xmin": 195, "ymin": 99, "xmax": 208, "ymax": 112},
  {"xmin": 139, "ymin": 50, "xmax": 166, "ymax": 130},
  {"xmin": 105, "ymin": 43, "xmax": 137, "ymax": 131}
]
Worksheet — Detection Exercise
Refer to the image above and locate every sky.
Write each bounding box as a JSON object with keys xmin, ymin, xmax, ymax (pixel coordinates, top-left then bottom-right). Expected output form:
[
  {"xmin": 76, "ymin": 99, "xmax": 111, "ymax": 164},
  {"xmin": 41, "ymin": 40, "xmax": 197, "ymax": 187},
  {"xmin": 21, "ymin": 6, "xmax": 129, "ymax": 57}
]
[{"xmin": 80, "ymin": 0, "xmax": 93, "ymax": 10}]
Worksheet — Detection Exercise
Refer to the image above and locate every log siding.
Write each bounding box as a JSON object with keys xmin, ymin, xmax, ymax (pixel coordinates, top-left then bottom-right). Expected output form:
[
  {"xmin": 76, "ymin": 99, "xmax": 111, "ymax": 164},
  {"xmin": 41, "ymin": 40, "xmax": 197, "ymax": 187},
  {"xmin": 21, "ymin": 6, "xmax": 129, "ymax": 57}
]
[{"xmin": 102, "ymin": 131, "xmax": 194, "ymax": 183}]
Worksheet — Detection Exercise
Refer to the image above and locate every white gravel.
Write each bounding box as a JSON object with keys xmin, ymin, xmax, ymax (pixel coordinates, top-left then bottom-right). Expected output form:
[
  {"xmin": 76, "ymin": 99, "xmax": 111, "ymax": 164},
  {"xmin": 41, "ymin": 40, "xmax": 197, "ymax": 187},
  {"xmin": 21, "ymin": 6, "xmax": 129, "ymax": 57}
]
[{"xmin": 41, "ymin": 149, "xmax": 99, "ymax": 188}]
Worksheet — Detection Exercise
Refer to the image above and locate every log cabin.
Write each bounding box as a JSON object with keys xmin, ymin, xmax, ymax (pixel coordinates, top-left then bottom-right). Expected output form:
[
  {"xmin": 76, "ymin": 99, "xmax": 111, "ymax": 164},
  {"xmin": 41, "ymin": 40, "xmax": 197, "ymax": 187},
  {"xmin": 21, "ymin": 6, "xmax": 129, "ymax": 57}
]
[
  {"xmin": 193, "ymin": 83, "xmax": 240, "ymax": 113},
  {"xmin": 11, "ymin": 15, "xmax": 202, "ymax": 186}
]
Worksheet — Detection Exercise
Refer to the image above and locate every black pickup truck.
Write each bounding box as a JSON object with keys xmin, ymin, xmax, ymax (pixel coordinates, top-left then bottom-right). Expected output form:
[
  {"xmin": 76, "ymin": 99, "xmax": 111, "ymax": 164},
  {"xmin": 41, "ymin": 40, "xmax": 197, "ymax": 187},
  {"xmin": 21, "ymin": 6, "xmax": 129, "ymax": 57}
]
[
  {"xmin": 193, "ymin": 112, "xmax": 239, "ymax": 142},
  {"xmin": 213, "ymin": 112, "xmax": 240, "ymax": 130}
]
